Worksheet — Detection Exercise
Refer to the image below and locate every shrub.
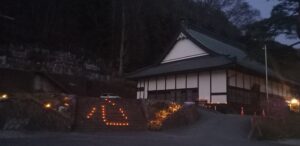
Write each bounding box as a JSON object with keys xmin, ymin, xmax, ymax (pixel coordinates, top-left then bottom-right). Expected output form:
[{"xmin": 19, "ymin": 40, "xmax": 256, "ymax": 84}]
[
  {"xmin": 162, "ymin": 105, "xmax": 199, "ymax": 130},
  {"xmin": 0, "ymin": 98, "xmax": 72, "ymax": 131},
  {"xmin": 255, "ymin": 113, "xmax": 300, "ymax": 139},
  {"xmin": 147, "ymin": 102, "xmax": 182, "ymax": 130}
]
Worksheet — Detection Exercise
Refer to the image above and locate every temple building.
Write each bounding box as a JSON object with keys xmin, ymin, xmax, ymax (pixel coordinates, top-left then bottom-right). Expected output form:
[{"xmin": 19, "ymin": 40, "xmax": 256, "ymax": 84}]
[{"xmin": 128, "ymin": 24, "xmax": 300, "ymax": 110}]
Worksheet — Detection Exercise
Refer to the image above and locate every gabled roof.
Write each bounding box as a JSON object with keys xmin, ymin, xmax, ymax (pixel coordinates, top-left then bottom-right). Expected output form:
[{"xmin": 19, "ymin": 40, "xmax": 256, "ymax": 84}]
[
  {"xmin": 127, "ymin": 23, "xmax": 300, "ymax": 86},
  {"xmin": 184, "ymin": 28, "xmax": 247, "ymax": 59},
  {"xmin": 127, "ymin": 56, "xmax": 233, "ymax": 78}
]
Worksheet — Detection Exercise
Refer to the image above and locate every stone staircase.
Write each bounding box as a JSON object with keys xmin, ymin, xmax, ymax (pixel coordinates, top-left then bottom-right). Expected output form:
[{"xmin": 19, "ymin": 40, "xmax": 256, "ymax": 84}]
[{"xmin": 75, "ymin": 98, "xmax": 147, "ymax": 131}]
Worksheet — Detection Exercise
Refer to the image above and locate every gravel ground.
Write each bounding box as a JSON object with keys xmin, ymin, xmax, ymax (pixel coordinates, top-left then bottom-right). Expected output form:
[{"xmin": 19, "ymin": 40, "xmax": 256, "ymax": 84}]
[{"xmin": 0, "ymin": 109, "xmax": 294, "ymax": 146}]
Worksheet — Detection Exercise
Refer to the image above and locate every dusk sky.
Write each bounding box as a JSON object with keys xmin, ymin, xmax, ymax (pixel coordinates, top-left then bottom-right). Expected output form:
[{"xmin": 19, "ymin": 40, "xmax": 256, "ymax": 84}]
[
  {"xmin": 246, "ymin": 0, "xmax": 300, "ymax": 48},
  {"xmin": 246, "ymin": 0, "xmax": 278, "ymax": 18}
]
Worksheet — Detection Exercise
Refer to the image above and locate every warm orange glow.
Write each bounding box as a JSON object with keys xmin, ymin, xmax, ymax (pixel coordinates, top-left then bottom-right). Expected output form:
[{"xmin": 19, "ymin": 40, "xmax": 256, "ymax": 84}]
[
  {"xmin": 291, "ymin": 98, "xmax": 299, "ymax": 105},
  {"xmin": 44, "ymin": 103, "xmax": 52, "ymax": 109},
  {"xmin": 85, "ymin": 100, "xmax": 130, "ymax": 127},
  {"xmin": 148, "ymin": 102, "xmax": 182, "ymax": 130},
  {"xmin": 288, "ymin": 98, "xmax": 300, "ymax": 112},
  {"xmin": 99, "ymin": 99, "xmax": 130, "ymax": 127},
  {"xmin": 0, "ymin": 94, "xmax": 8, "ymax": 100},
  {"xmin": 86, "ymin": 107, "xmax": 97, "ymax": 119}
]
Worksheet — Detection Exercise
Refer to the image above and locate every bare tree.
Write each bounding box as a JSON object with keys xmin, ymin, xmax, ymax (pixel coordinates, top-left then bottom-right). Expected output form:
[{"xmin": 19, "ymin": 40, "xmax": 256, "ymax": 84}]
[{"xmin": 118, "ymin": 0, "xmax": 126, "ymax": 76}]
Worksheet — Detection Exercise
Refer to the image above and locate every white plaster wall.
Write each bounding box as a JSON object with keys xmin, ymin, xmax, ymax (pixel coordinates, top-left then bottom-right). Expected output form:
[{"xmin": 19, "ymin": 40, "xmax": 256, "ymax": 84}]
[
  {"xmin": 166, "ymin": 75, "xmax": 175, "ymax": 89},
  {"xmin": 253, "ymin": 76, "xmax": 261, "ymax": 88},
  {"xmin": 277, "ymin": 83, "xmax": 281, "ymax": 96},
  {"xmin": 148, "ymin": 78, "xmax": 156, "ymax": 91},
  {"xmin": 275, "ymin": 82, "xmax": 280, "ymax": 96},
  {"xmin": 187, "ymin": 73, "xmax": 198, "ymax": 88},
  {"xmin": 260, "ymin": 78, "xmax": 266, "ymax": 93},
  {"xmin": 271, "ymin": 82, "xmax": 275, "ymax": 95},
  {"xmin": 136, "ymin": 91, "xmax": 141, "ymax": 99},
  {"xmin": 198, "ymin": 72, "xmax": 211, "ymax": 103},
  {"xmin": 268, "ymin": 80, "xmax": 273, "ymax": 95},
  {"xmin": 136, "ymin": 81, "xmax": 140, "ymax": 99},
  {"xmin": 236, "ymin": 72, "xmax": 243, "ymax": 88},
  {"xmin": 287, "ymin": 90, "xmax": 292, "ymax": 98},
  {"xmin": 211, "ymin": 95, "xmax": 227, "ymax": 104},
  {"xmin": 141, "ymin": 91, "xmax": 145, "ymax": 99},
  {"xmin": 286, "ymin": 85, "xmax": 290, "ymax": 97},
  {"xmin": 283, "ymin": 84, "xmax": 288, "ymax": 97},
  {"xmin": 278, "ymin": 83, "xmax": 282, "ymax": 96},
  {"xmin": 273, "ymin": 82, "xmax": 278, "ymax": 96},
  {"xmin": 279, "ymin": 83, "xmax": 283, "ymax": 96},
  {"xmin": 144, "ymin": 80, "xmax": 148, "ymax": 99},
  {"xmin": 244, "ymin": 74, "xmax": 251, "ymax": 89},
  {"xmin": 280, "ymin": 84, "xmax": 284, "ymax": 97},
  {"xmin": 176, "ymin": 74, "xmax": 186, "ymax": 89},
  {"xmin": 249, "ymin": 75, "xmax": 253, "ymax": 88},
  {"xmin": 211, "ymin": 70, "xmax": 226, "ymax": 93},
  {"xmin": 157, "ymin": 77, "xmax": 166, "ymax": 90},
  {"xmin": 137, "ymin": 80, "xmax": 145, "ymax": 99},
  {"xmin": 228, "ymin": 70, "xmax": 236, "ymax": 86},
  {"xmin": 161, "ymin": 39, "xmax": 208, "ymax": 63}
]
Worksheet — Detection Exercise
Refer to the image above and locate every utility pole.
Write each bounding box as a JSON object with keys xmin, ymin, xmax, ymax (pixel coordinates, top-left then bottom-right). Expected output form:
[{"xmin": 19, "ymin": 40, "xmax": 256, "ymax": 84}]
[
  {"xmin": 118, "ymin": 1, "xmax": 126, "ymax": 76},
  {"xmin": 264, "ymin": 45, "xmax": 269, "ymax": 111}
]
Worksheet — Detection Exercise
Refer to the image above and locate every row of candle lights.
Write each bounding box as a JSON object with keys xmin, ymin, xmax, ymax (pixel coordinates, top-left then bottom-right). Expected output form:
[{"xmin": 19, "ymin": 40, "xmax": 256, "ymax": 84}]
[
  {"xmin": 101, "ymin": 99, "xmax": 129, "ymax": 126},
  {"xmin": 86, "ymin": 107, "xmax": 96, "ymax": 119},
  {"xmin": 148, "ymin": 102, "xmax": 182, "ymax": 130},
  {"xmin": 85, "ymin": 99, "xmax": 129, "ymax": 126}
]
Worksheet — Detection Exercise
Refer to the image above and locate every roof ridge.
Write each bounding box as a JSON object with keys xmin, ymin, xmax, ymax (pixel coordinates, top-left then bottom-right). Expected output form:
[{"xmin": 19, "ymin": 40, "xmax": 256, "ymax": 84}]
[{"xmin": 183, "ymin": 23, "xmax": 247, "ymax": 52}]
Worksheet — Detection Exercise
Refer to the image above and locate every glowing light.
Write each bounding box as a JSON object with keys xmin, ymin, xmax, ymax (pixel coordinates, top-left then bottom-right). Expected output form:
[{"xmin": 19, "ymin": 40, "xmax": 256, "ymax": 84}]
[
  {"xmin": 287, "ymin": 98, "xmax": 300, "ymax": 112},
  {"xmin": 2, "ymin": 94, "xmax": 7, "ymax": 98},
  {"xmin": 291, "ymin": 98, "xmax": 299, "ymax": 105},
  {"xmin": 100, "ymin": 100, "xmax": 130, "ymax": 127},
  {"xmin": 0, "ymin": 94, "xmax": 8, "ymax": 100},
  {"xmin": 148, "ymin": 102, "xmax": 182, "ymax": 130},
  {"xmin": 44, "ymin": 103, "xmax": 52, "ymax": 109},
  {"xmin": 86, "ymin": 107, "xmax": 97, "ymax": 119}
]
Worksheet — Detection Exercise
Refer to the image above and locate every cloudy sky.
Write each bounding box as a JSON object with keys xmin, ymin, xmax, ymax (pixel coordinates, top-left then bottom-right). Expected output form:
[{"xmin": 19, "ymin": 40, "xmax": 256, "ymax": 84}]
[{"xmin": 246, "ymin": 0, "xmax": 300, "ymax": 48}]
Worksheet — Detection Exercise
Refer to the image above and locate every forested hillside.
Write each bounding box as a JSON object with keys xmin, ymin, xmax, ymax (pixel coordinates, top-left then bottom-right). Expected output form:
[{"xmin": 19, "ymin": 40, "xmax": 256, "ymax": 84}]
[{"xmin": 0, "ymin": 0, "xmax": 299, "ymax": 79}]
